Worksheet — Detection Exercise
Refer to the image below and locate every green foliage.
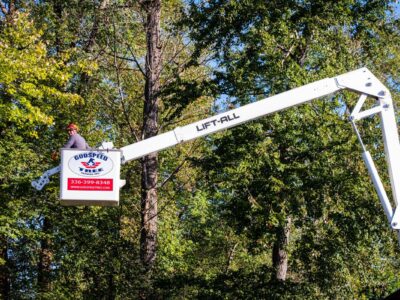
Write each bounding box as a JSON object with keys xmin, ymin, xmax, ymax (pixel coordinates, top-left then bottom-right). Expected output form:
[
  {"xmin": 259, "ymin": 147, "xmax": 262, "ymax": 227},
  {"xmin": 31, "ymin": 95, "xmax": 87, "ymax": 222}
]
[
  {"xmin": 2, "ymin": 0, "xmax": 400, "ymax": 298},
  {"xmin": 0, "ymin": 12, "xmax": 85, "ymax": 138},
  {"xmin": 183, "ymin": 0, "xmax": 400, "ymax": 298}
]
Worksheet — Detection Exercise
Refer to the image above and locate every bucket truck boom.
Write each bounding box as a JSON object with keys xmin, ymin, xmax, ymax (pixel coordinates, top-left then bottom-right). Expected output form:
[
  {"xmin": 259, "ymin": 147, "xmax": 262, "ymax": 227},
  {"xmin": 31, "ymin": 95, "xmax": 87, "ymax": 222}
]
[{"xmin": 32, "ymin": 68, "xmax": 400, "ymax": 234}]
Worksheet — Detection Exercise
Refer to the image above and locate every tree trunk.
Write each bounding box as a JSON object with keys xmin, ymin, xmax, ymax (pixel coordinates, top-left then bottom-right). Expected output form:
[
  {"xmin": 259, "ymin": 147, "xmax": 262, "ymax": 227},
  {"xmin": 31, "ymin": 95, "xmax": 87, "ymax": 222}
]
[
  {"xmin": 38, "ymin": 217, "xmax": 52, "ymax": 293},
  {"xmin": 0, "ymin": 235, "xmax": 10, "ymax": 299},
  {"xmin": 140, "ymin": 0, "xmax": 162, "ymax": 272},
  {"xmin": 272, "ymin": 216, "xmax": 291, "ymax": 281}
]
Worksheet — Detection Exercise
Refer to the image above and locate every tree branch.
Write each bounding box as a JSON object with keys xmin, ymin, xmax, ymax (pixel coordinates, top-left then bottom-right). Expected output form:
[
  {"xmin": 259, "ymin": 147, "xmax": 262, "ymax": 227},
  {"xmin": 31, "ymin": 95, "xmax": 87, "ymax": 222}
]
[
  {"xmin": 0, "ymin": 2, "xmax": 8, "ymax": 16},
  {"xmin": 159, "ymin": 160, "xmax": 187, "ymax": 189},
  {"xmin": 141, "ymin": 141, "xmax": 203, "ymax": 223},
  {"xmin": 125, "ymin": 42, "xmax": 146, "ymax": 77},
  {"xmin": 225, "ymin": 242, "xmax": 238, "ymax": 274},
  {"xmin": 112, "ymin": 18, "xmax": 140, "ymax": 143}
]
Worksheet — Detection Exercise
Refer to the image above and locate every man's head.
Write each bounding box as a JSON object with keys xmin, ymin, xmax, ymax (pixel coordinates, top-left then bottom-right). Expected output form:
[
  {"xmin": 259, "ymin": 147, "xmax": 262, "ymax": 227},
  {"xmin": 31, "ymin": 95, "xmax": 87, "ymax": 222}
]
[{"xmin": 66, "ymin": 123, "xmax": 78, "ymax": 136}]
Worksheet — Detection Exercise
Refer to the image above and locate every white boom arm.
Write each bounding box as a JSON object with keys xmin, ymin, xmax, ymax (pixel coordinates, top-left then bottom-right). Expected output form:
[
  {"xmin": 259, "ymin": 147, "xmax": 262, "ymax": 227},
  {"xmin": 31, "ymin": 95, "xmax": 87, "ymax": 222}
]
[
  {"xmin": 121, "ymin": 68, "xmax": 400, "ymax": 231},
  {"xmin": 31, "ymin": 165, "xmax": 61, "ymax": 191},
  {"xmin": 31, "ymin": 68, "xmax": 400, "ymax": 234}
]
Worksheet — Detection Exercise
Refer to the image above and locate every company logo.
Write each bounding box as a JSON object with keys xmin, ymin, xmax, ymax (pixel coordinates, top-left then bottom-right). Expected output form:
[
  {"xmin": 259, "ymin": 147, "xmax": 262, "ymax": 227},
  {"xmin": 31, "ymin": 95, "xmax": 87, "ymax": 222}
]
[
  {"xmin": 196, "ymin": 112, "xmax": 240, "ymax": 132},
  {"xmin": 68, "ymin": 152, "xmax": 113, "ymax": 177}
]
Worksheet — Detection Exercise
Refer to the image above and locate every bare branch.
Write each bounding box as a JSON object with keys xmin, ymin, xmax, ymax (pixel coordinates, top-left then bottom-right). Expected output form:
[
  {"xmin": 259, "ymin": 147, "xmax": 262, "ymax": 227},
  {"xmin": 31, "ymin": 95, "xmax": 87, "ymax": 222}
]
[
  {"xmin": 112, "ymin": 18, "xmax": 141, "ymax": 143},
  {"xmin": 125, "ymin": 42, "xmax": 146, "ymax": 77},
  {"xmin": 159, "ymin": 160, "xmax": 187, "ymax": 189},
  {"xmin": 141, "ymin": 141, "xmax": 203, "ymax": 222},
  {"xmin": 225, "ymin": 243, "xmax": 238, "ymax": 274},
  {"xmin": 158, "ymin": 40, "xmax": 192, "ymax": 76}
]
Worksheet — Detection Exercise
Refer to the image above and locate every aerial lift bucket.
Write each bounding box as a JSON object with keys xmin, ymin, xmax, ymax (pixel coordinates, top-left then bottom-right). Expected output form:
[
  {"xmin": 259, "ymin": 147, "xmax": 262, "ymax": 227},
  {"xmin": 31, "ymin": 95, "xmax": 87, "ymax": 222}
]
[{"xmin": 60, "ymin": 148, "xmax": 124, "ymax": 206}]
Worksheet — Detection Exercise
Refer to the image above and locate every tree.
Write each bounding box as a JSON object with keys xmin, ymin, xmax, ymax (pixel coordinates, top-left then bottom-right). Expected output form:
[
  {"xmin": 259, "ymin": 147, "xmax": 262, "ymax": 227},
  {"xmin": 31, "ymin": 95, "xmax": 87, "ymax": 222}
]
[
  {"xmin": 140, "ymin": 0, "xmax": 162, "ymax": 274},
  {"xmin": 25, "ymin": 0, "xmax": 212, "ymax": 297},
  {"xmin": 186, "ymin": 0, "xmax": 400, "ymax": 297},
  {"xmin": 0, "ymin": 8, "xmax": 96, "ymax": 297}
]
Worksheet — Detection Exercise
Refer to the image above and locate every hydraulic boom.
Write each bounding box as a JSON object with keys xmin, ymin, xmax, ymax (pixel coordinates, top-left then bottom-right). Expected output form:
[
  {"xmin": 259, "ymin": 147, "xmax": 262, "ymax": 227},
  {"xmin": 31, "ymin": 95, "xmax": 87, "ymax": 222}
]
[{"xmin": 32, "ymin": 68, "xmax": 400, "ymax": 236}]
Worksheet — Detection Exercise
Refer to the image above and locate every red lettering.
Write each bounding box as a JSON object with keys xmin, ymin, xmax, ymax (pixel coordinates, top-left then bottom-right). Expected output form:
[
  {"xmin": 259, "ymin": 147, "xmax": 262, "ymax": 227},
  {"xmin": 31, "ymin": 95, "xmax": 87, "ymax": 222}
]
[{"xmin": 67, "ymin": 178, "xmax": 113, "ymax": 191}]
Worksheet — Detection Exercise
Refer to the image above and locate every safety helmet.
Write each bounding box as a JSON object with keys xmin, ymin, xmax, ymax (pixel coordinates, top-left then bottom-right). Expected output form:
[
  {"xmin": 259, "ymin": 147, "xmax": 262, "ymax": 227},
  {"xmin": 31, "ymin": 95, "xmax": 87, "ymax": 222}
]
[{"xmin": 66, "ymin": 123, "xmax": 78, "ymax": 131}]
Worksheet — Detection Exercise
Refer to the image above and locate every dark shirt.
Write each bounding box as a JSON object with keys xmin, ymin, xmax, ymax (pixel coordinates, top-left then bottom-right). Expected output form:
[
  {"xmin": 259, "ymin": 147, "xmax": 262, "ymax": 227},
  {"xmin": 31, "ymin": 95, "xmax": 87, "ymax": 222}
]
[{"xmin": 63, "ymin": 133, "xmax": 91, "ymax": 149}]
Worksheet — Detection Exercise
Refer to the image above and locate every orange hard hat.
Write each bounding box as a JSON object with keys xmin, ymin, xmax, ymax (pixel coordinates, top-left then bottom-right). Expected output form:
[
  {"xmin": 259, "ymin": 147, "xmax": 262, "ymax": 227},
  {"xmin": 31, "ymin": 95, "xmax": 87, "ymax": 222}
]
[{"xmin": 66, "ymin": 123, "xmax": 78, "ymax": 131}]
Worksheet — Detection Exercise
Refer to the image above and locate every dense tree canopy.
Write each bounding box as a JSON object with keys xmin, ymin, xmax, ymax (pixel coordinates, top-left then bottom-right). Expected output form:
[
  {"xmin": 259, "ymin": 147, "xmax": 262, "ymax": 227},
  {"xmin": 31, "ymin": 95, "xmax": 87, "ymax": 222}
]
[{"xmin": 185, "ymin": 0, "xmax": 400, "ymax": 298}]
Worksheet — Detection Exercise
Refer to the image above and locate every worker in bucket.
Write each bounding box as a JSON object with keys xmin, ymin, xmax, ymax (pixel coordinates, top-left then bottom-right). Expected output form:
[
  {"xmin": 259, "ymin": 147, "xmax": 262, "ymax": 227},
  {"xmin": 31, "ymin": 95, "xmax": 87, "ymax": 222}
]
[
  {"xmin": 51, "ymin": 123, "xmax": 91, "ymax": 160},
  {"xmin": 63, "ymin": 123, "xmax": 91, "ymax": 149}
]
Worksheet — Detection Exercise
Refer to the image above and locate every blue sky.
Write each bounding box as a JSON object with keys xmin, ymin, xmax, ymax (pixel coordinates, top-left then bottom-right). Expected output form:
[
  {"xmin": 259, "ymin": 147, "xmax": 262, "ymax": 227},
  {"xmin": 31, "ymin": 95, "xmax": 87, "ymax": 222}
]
[{"xmin": 394, "ymin": 2, "xmax": 400, "ymax": 18}]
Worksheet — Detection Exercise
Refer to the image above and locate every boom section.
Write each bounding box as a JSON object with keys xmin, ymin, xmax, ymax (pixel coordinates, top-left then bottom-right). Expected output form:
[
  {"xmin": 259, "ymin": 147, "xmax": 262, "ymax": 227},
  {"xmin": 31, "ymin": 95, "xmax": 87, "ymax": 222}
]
[
  {"xmin": 121, "ymin": 68, "xmax": 388, "ymax": 163},
  {"xmin": 121, "ymin": 77, "xmax": 340, "ymax": 162}
]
